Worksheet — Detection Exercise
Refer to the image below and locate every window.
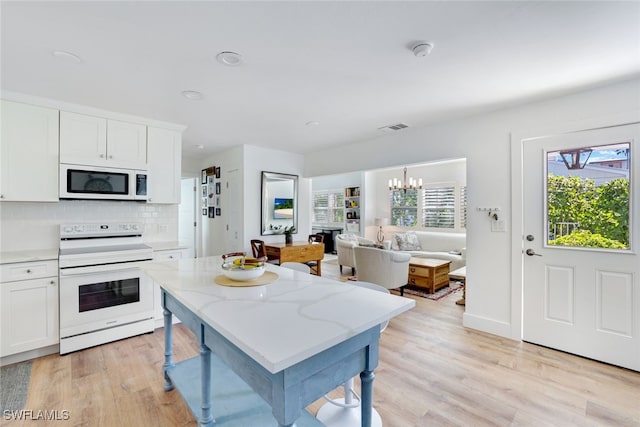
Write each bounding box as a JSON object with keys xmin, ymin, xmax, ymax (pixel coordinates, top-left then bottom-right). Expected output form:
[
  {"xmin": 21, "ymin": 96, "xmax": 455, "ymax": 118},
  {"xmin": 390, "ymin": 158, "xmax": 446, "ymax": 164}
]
[
  {"xmin": 390, "ymin": 189, "xmax": 418, "ymax": 226},
  {"xmin": 389, "ymin": 183, "xmax": 467, "ymax": 230},
  {"xmin": 313, "ymin": 190, "xmax": 344, "ymax": 224},
  {"xmin": 460, "ymin": 186, "xmax": 467, "ymax": 229},
  {"xmin": 422, "ymin": 186, "xmax": 455, "ymax": 228}
]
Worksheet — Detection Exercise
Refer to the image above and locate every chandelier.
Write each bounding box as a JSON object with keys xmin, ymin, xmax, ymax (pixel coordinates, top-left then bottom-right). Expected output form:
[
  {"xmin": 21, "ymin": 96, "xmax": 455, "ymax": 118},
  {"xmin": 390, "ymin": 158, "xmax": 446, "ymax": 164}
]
[{"xmin": 388, "ymin": 167, "xmax": 422, "ymax": 193}]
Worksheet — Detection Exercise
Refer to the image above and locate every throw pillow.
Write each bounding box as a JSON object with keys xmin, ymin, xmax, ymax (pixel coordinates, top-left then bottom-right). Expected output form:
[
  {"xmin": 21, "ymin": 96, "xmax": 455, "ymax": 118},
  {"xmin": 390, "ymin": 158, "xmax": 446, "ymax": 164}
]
[{"xmin": 394, "ymin": 232, "xmax": 422, "ymax": 251}]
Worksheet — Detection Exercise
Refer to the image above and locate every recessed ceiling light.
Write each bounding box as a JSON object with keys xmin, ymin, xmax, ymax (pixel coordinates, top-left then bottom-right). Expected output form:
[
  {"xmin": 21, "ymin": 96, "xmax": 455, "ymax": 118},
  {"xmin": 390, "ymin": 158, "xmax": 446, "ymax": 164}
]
[
  {"xmin": 306, "ymin": 121, "xmax": 320, "ymax": 127},
  {"xmin": 52, "ymin": 50, "xmax": 82, "ymax": 64},
  {"xmin": 216, "ymin": 51, "xmax": 243, "ymax": 66},
  {"xmin": 182, "ymin": 90, "xmax": 203, "ymax": 100}
]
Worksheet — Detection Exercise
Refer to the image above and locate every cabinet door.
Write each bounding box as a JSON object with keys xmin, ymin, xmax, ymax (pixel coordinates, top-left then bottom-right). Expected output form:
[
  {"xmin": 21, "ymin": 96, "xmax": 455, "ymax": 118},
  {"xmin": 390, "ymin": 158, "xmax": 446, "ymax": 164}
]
[
  {"xmin": 1, "ymin": 100, "xmax": 59, "ymax": 202},
  {"xmin": 59, "ymin": 111, "xmax": 107, "ymax": 166},
  {"xmin": 107, "ymin": 120, "xmax": 147, "ymax": 169},
  {"xmin": 0, "ymin": 277, "xmax": 59, "ymax": 357},
  {"xmin": 152, "ymin": 249, "xmax": 186, "ymax": 321},
  {"xmin": 147, "ymin": 127, "xmax": 181, "ymax": 204}
]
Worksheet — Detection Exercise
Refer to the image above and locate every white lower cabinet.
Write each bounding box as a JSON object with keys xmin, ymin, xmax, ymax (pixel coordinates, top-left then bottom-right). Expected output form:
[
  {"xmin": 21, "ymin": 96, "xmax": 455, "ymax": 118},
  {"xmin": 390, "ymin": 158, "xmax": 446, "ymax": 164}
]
[
  {"xmin": 152, "ymin": 248, "xmax": 188, "ymax": 326},
  {"xmin": 0, "ymin": 260, "xmax": 59, "ymax": 358}
]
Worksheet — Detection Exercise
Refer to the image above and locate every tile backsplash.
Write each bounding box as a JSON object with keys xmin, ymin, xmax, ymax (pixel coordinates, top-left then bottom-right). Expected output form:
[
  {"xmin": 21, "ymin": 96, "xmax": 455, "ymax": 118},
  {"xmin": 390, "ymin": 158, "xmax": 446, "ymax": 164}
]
[{"xmin": 0, "ymin": 200, "xmax": 178, "ymax": 252}]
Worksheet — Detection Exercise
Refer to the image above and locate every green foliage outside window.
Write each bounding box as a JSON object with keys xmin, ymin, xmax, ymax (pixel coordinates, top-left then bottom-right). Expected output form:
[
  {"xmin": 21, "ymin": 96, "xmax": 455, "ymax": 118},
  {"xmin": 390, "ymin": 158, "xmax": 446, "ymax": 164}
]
[
  {"xmin": 547, "ymin": 175, "xmax": 629, "ymax": 249},
  {"xmin": 390, "ymin": 189, "xmax": 418, "ymax": 227}
]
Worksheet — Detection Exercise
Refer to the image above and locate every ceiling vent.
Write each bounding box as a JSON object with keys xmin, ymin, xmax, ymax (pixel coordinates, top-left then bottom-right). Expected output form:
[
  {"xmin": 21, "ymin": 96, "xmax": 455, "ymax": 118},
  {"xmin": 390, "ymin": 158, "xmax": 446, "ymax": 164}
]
[{"xmin": 378, "ymin": 123, "xmax": 409, "ymax": 133}]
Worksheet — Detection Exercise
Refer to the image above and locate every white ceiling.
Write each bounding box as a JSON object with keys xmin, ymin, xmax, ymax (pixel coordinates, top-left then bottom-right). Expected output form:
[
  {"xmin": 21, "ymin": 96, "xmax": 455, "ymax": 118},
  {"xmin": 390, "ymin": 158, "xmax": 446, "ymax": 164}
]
[{"xmin": 2, "ymin": 1, "xmax": 639, "ymax": 161}]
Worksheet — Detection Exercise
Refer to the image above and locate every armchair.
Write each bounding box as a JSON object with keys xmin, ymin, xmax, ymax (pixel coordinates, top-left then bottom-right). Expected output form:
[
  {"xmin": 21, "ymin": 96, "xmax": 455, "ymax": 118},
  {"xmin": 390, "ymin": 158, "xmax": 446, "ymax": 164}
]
[
  {"xmin": 335, "ymin": 234, "xmax": 374, "ymax": 275},
  {"xmin": 353, "ymin": 246, "xmax": 411, "ymax": 295}
]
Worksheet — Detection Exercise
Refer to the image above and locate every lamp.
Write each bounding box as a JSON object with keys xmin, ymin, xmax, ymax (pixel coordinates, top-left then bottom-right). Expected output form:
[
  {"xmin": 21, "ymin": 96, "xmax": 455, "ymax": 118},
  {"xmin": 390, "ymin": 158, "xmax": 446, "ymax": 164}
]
[
  {"xmin": 388, "ymin": 167, "xmax": 422, "ymax": 193},
  {"xmin": 374, "ymin": 217, "xmax": 388, "ymax": 244},
  {"xmin": 559, "ymin": 148, "xmax": 592, "ymax": 170}
]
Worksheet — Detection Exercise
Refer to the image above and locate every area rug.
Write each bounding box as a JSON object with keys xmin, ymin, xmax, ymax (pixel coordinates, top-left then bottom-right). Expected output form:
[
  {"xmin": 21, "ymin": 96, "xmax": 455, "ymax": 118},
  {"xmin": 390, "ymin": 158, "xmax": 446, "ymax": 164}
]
[
  {"xmin": 400, "ymin": 282, "xmax": 462, "ymax": 301},
  {"xmin": 0, "ymin": 361, "xmax": 32, "ymax": 412}
]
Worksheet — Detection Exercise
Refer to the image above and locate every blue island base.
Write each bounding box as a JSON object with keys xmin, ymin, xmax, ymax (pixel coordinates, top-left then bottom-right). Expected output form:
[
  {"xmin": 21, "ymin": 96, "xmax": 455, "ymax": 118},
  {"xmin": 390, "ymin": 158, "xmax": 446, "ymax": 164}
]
[{"xmin": 168, "ymin": 355, "xmax": 325, "ymax": 427}]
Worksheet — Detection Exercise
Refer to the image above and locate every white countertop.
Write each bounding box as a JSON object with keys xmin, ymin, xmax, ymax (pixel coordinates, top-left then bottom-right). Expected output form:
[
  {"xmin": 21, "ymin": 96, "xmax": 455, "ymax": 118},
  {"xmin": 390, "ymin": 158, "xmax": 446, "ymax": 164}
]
[
  {"xmin": 0, "ymin": 249, "xmax": 59, "ymax": 265},
  {"xmin": 141, "ymin": 256, "xmax": 415, "ymax": 374}
]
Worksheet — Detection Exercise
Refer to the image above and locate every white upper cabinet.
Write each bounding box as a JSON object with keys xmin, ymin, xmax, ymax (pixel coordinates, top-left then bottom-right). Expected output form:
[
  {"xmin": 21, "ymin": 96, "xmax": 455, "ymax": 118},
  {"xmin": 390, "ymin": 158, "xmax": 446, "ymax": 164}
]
[
  {"xmin": 60, "ymin": 111, "xmax": 147, "ymax": 169},
  {"xmin": 0, "ymin": 100, "xmax": 59, "ymax": 202},
  {"xmin": 107, "ymin": 119, "xmax": 148, "ymax": 169},
  {"xmin": 147, "ymin": 127, "xmax": 181, "ymax": 204}
]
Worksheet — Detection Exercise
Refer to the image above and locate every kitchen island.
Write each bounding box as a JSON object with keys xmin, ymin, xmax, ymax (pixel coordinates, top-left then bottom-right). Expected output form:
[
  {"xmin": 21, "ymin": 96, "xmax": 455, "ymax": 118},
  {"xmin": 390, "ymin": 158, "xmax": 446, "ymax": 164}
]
[{"xmin": 141, "ymin": 256, "xmax": 414, "ymax": 427}]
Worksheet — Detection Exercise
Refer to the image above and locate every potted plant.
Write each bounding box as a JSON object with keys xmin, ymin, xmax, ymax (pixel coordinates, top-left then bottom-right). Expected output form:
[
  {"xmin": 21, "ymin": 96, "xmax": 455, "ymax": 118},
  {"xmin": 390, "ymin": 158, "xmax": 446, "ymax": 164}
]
[{"xmin": 284, "ymin": 225, "xmax": 296, "ymax": 244}]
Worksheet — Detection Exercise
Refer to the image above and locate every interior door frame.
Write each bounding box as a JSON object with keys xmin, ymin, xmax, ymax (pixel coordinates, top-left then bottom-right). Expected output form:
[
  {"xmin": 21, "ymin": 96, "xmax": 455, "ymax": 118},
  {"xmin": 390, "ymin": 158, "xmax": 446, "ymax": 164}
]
[{"xmin": 509, "ymin": 109, "xmax": 640, "ymax": 341}]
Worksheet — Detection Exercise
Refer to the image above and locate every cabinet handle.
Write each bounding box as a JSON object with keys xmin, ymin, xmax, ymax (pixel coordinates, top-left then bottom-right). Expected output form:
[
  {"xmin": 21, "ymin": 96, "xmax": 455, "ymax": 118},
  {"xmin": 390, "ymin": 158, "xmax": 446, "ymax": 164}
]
[
  {"xmin": 99, "ymin": 154, "xmax": 105, "ymax": 158},
  {"xmin": 409, "ymin": 278, "xmax": 415, "ymax": 284},
  {"xmin": 410, "ymin": 268, "xmax": 415, "ymax": 273},
  {"xmin": 0, "ymin": 194, "xmax": 4, "ymax": 199},
  {"xmin": 108, "ymin": 155, "xmax": 113, "ymax": 159},
  {"xmin": 26, "ymin": 269, "xmax": 32, "ymax": 274},
  {"xmin": 50, "ymin": 280, "xmax": 56, "ymax": 286},
  {"xmin": 169, "ymin": 255, "xmax": 174, "ymax": 259}
]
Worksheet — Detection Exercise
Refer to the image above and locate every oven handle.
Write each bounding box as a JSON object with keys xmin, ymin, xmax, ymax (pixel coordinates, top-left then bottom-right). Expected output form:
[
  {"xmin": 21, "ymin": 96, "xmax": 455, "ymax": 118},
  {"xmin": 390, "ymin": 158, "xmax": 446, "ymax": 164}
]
[{"xmin": 59, "ymin": 260, "xmax": 151, "ymax": 276}]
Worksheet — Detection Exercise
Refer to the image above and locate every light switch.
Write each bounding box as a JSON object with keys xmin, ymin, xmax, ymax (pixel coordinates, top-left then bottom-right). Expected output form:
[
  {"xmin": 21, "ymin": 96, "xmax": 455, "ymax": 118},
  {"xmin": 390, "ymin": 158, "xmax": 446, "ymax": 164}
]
[{"xmin": 491, "ymin": 219, "xmax": 506, "ymax": 232}]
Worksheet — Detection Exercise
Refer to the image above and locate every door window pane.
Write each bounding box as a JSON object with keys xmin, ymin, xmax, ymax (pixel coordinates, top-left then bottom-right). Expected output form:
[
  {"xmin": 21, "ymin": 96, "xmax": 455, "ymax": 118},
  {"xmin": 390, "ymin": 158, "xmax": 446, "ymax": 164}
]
[{"xmin": 547, "ymin": 142, "xmax": 630, "ymax": 250}]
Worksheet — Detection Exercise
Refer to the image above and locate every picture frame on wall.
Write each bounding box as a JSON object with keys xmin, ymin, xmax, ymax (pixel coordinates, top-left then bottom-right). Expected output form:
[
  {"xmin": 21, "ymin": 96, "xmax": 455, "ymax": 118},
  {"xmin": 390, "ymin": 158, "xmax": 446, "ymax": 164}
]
[
  {"xmin": 201, "ymin": 185, "xmax": 207, "ymax": 198},
  {"xmin": 201, "ymin": 169, "xmax": 207, "ymax": 184},
  {"xmin": 216, "ymin": 208, "xmax": 221, "ymax": 216},
  {"xmin": 208, "ymin": 207, "xmax": 215, "ymax": 218},
  {"xmin": 215, "ymin": 196, "xmax": 220, "ymax": 207},
  {"xmin": 215, "ymin": 167, "xmax": 221, "ymax": 179},
  {"xmin": 202, "ymin": 208, "xmax": 207, "ymax": 216},
  {"xmin": 215, "ymin": 182, "xmax": 221, "ymax": 194}
]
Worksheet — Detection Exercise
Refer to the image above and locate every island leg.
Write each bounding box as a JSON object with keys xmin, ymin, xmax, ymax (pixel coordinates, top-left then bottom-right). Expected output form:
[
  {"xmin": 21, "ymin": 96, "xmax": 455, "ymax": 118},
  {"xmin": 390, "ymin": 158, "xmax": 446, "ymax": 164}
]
[
  {"xmin": 360, "ymin": 369, "xmax": 375, "ymax": 427},
  {"xmin": 200, "ymin": 344, "xmax": 214, "ymax": 426},
  {"xmin": 163, "ymin": 307, "xmax": 175, "ymax": 391}
]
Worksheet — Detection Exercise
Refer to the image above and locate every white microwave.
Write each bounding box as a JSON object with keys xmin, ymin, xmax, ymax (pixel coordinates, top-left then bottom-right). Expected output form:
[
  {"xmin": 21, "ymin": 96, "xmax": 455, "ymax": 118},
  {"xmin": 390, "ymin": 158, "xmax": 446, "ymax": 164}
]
[{"xmin": 60, "ymin": 163, "xmax": 148, "ymax": 201}]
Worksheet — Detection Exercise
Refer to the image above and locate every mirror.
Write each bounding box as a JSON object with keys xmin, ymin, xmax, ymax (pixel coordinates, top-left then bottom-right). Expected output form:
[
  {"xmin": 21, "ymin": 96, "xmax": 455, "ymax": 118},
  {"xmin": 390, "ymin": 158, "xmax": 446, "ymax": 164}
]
[{"xmin": 261, "ymin": 171, "xmax": 298, "ymax": 235}]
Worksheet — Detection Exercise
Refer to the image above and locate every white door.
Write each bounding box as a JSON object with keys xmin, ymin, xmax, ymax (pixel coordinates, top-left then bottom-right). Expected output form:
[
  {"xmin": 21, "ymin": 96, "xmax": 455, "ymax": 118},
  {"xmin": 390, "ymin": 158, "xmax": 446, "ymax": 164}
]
[
  {"xmin": 179, "ymin": 178, "xmax": 196, "ymax": 258},
  {"xmin": 523, "ymin": 123, "xmax": 639, "ymax": 371}
]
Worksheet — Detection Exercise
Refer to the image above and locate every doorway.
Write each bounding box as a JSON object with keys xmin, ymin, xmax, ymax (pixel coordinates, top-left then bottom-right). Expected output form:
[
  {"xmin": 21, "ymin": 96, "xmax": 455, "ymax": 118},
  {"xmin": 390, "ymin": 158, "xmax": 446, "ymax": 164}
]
[
  {"xmin": 521, "ymin": 123, "xmax": 639, "ymax": 371},
  {"xmin": 178, "ymin": 177, "xmax": 197, "ymax": 258}
]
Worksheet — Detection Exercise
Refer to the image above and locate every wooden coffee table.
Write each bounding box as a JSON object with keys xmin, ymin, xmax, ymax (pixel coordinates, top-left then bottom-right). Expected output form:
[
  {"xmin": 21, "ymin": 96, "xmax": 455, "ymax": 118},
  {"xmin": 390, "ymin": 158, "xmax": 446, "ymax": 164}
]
[{"xmin": 407, "ymin": 258, "xmax": 451, "ymax": 294}]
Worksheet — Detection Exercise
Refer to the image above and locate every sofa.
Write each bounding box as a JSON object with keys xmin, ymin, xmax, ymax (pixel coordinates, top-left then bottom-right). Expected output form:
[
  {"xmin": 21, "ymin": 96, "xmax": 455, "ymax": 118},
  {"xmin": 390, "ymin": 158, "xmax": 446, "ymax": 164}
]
[
  {"xmin": 336, "ymin": 234, "xmax": 391, "ymax": 274},
  {"xmin": 389, "ymin": 230, "xmax": 466, "ymax": 271}
]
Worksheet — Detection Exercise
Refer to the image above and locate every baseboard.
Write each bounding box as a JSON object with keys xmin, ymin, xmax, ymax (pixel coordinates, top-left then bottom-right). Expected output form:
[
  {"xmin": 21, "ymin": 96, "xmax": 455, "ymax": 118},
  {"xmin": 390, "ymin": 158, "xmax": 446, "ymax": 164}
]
[
  {"xmin": 462, "ymin": 312, "xmax": 517, "ymax": 340},
  {"xmin": 0, "ymin": 344, "xmax": 59, "ymax": 367}
]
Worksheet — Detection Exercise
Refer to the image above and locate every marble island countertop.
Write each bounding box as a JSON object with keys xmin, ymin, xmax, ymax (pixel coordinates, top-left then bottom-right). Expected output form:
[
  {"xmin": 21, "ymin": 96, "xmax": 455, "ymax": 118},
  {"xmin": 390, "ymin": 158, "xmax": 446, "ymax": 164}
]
[
  {"xmin": 0, "ymin": 249, "xmax": 59, "ymax": 265},
  {"xmin": 142, "ymin": 256, "xmax": 415, "ymax": 374},
  {"xmin": 146, "ymin": 241, "xmax": 189, "ymax": 252}
]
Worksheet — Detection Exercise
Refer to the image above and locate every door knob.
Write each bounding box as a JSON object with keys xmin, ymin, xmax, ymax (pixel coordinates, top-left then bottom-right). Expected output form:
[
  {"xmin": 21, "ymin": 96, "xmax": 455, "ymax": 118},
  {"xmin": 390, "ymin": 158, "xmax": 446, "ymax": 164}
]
[
  {"xmin": 526, "ymin": 235, "xmax": 535, "ymax": 241},
  {"xmin": 525, "ymin": 249, "xmax": 542, "ymax": 257}
]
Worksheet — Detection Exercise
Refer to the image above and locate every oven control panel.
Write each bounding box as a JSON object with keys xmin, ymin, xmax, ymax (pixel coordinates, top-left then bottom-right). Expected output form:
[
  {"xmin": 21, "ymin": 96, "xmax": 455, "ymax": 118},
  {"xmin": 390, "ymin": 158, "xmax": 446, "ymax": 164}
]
[{"xmin": 60, "ymin": 222, "xmax": 143, "ymax": 238}]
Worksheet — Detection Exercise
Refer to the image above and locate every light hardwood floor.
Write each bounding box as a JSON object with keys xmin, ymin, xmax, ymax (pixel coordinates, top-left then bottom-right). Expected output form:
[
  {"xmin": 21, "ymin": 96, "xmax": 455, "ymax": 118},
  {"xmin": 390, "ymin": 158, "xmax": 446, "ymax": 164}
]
[{"xmin": 4, "ymin": 259, "xmax": 639, "ymax": 427}]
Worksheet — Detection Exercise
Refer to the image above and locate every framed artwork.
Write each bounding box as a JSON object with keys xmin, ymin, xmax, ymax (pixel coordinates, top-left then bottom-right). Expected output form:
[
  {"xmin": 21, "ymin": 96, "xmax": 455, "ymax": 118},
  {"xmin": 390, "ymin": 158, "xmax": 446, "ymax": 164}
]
[
  {"xmin": 201, "ymin": 169, "xmax": 207, "ymax": 184},
  {"xmin": 208, "ymin": 207, "xmax": 215, "ymax": 218},
  {"xmin": 215, "ymin": 167, "xmax": 221, "ymax": 178},
  {"xmin": 206, "ymin": 166, "xmax": 216, "ymax": 177},
  {"xmin": 216, "ymin": 208, "xmax": 221, "ymax": 216},
  {"xmin": 215, "ymin": 196, "xmax": 220, "ymax": 207},
  {"xmin": 202, "ymin": 197, "xmax": 207, "ymax": 208},
  {"xmin": 202, "ymin": 208, "xmax": 207, "ymax": 216},
  {"xmin": 215, "ymin": 182, "xmax": 221, "ymax": 194},
  {"xmin": 201, "ymin": 185, "xmax": 207, "ymax": 198}
]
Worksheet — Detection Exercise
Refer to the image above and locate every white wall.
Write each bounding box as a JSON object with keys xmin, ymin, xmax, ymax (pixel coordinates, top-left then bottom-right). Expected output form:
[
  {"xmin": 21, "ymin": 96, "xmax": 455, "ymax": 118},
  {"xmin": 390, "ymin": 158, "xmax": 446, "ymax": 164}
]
[
  {"xmin": 304, "ymin": 77, "xmax": 640, "ymax": 340},
  {"xmin": 0, "ymin": 201, "xmax": 178, "ymax": 251},
  {"xmin": 199, "ymin": 144, "xmax": 309, "ymax": 256}
]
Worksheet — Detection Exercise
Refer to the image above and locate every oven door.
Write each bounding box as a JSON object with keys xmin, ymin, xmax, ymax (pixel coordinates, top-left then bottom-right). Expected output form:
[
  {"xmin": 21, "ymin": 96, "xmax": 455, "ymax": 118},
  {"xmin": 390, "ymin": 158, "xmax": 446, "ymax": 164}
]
[{"xmin": 59, "ymin": 266, "xmax": 153, "ymax": 338}]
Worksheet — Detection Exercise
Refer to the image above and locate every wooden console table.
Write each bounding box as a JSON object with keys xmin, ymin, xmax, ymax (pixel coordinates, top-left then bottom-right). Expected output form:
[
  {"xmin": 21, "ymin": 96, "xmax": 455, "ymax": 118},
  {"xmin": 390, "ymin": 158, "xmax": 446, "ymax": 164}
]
[
  {"xmin": 408, "ymin": 258, "xmax": 451, "ymax": 294},
  {"xmin": 265, "ymin": 241, "xmax": 324, "ymax": 275},
  {"xmin": 141, "ymin": 257, "xmax": 414, "ymax": 427}
]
